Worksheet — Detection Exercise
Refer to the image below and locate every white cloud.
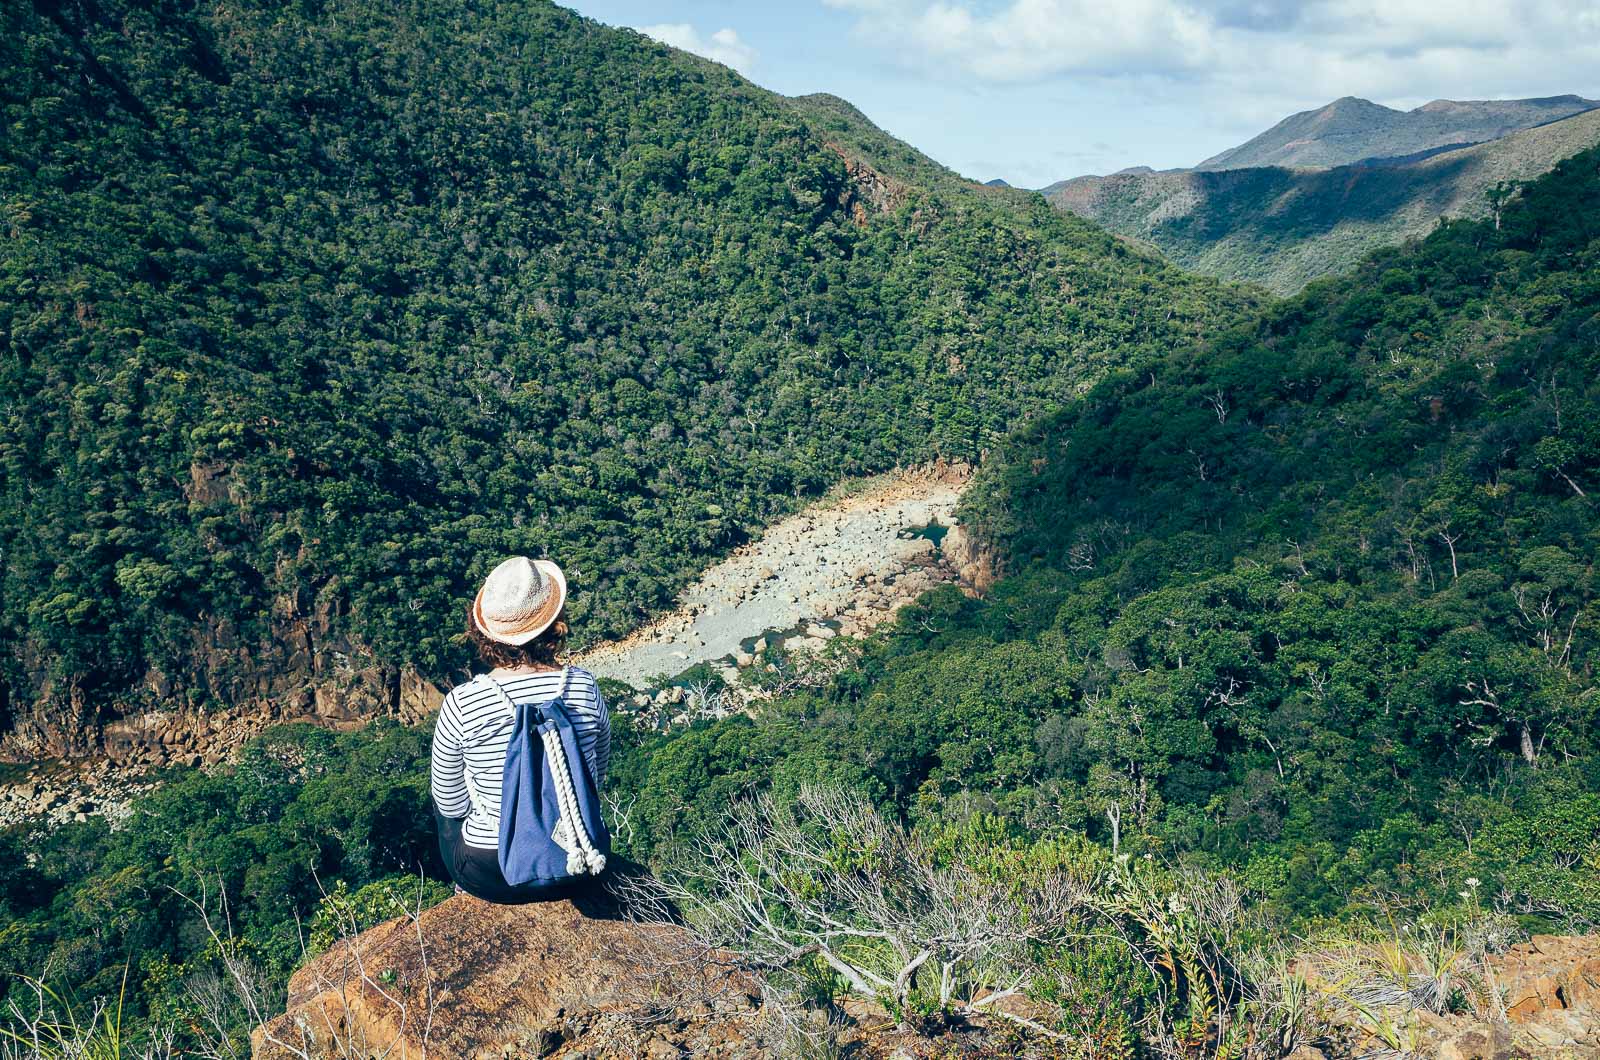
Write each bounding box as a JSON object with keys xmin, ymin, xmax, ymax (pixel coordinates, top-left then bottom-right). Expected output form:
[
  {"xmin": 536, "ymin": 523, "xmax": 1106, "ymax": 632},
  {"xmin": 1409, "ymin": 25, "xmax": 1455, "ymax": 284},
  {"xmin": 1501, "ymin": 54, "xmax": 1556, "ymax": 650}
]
[
  {"xmin": 638, "ymin": 23, "xmax": 758, "ymax": 76},
  {"xmin": 822, "ymin": 0, "xmax": 1600, "ymax": 105}
]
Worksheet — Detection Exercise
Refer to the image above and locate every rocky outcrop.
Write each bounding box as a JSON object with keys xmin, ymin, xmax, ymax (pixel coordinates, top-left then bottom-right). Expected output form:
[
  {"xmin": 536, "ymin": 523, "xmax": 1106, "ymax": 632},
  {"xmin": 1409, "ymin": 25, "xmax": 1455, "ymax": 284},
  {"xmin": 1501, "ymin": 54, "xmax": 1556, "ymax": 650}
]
[
  {"xmin": 1484, "ymin": 934, "xmax": 1600, "ymax": 1056},
  {"xmin": 254, "ymin": 891, "xmax": 766, "ymax": 1059},
  {"xmin": 826, "ymin": 143, "xmax": 911, "ymax": 224},
  {"xmin": 0, "ymin": 659, "xmax": 443, "ymax": 829},
  {"xmin": 255, "ymin": 888, "xmax": 1032, "ymax": 1059},
  {"xmin": 256, "ymin": 893, "xmax": 1600, "ymax": 1060},
  {"xmin": 254, "ymin": 876, "xmax": 1600, "ymax": 1060},
  {"xmin": 2, "ymin": 602, "xmax": 443, "ymax": 769},
  {"xmin": 1312, "ymin": 933, "xmax": 1600, "ymax": 1059}
]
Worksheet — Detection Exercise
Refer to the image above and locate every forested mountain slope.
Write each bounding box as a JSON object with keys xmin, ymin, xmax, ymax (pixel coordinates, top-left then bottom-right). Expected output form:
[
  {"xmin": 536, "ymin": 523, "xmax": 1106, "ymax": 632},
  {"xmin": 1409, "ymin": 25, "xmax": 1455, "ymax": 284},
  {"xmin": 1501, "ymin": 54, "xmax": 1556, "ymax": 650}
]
[
  {"xmin": 618, "ymin": 145, "xmax": 1600, "ymax": 922},
  {"xmin": 6, "ymin": 136, "xmax": 1596, "ymax": 1058},
  {"xmin": 1045, "ymin": 106, "xmax": 1600, "ymax": 292},
  {"xmin": 1196, "ymin": 93, "xmax": 1598, "ymax": 170},
  {"xmin": 0, "ymin": 0, "xmax": 1248, "ymax": 747}
]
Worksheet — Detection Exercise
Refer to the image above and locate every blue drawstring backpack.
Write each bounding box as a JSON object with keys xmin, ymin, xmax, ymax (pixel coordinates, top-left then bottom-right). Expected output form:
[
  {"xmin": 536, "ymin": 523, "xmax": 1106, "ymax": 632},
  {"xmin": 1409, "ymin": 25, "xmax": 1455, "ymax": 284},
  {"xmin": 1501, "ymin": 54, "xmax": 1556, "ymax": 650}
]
[{"xmin": 481, "ymin": 669, "xmax": 609, "ymax": 887}]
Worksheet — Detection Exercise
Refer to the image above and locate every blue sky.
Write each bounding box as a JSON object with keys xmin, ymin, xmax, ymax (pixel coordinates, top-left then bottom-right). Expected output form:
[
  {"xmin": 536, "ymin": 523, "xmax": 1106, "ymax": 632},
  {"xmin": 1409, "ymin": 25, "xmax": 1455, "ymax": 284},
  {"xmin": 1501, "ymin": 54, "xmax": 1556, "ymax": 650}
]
[{"xmin": 560, "ymin": 1, "xmax": 1600, "ymax": 188}]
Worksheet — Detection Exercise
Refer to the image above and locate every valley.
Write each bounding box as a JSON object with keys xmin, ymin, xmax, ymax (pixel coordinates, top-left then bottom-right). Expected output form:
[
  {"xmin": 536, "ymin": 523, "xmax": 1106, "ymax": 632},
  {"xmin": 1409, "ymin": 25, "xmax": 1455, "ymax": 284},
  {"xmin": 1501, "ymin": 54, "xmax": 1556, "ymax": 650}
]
[
  {"xmin": 3, "ymin": 1, "xmax": 1600, "ymax": 1056},
  {"xmin": 1045, "ymin": 95, "xmax": 1600, "ymax": 291},
  {"xmin": 578, "ymin": 462, "xmax": 984, "ymax": 690},
  {"xmin": 0, "ymin": 463, "xmax": 986, "ymax": 829}
]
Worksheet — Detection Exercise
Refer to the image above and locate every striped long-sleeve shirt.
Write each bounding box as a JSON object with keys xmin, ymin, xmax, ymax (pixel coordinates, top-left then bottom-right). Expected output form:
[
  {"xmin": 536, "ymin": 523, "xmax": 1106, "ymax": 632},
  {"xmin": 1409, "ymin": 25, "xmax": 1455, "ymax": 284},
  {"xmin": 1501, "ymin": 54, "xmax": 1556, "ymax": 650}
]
[{"xmin": 430, "ymin": 667, "xmax": 611, "ymax": 849}]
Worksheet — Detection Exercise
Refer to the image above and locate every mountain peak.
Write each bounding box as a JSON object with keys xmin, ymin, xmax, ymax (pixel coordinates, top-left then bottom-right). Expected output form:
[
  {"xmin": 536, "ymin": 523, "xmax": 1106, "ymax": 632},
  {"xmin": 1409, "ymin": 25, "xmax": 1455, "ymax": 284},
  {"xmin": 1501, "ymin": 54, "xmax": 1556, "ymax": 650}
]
[
  {"xmin": 1196, "ymin": 92, "xmax": 1600, "ymax": 170},
  {"xmin": 790, "ymin": 91, "xmax": 871, "ymax": 124},
  {"xmin": 1326, "ymin": 95, "xmax": 1387, "ymax": 110}
]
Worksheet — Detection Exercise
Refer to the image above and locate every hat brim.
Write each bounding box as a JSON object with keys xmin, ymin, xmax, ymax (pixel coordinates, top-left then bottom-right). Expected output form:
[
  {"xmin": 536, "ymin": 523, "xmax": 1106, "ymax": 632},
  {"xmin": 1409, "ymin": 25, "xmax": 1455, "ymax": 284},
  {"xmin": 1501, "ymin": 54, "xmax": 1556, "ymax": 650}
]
[{"xmin": 471, "ymin": 560, "xmax": 567, "ymax": 645}]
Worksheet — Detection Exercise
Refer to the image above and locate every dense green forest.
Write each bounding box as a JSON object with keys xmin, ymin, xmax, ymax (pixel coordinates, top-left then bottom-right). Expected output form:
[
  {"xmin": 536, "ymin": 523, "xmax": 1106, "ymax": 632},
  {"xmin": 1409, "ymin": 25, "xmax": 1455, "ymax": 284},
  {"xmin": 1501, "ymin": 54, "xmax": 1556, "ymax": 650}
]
[
  {"xmin": 620, "ymin": 146, "xmax": 1600, "ymax": 925},
  {"xmin": 5, "ymin": 129, "xmax": 1598, "ymax": 1055},
  {"xmin": 0, "ymin": 0, "xmax": 1244, "ymax": 741},
  {"xmin": 5, "ymin": 0, "xmax": 1600, "ymax": 1051}
]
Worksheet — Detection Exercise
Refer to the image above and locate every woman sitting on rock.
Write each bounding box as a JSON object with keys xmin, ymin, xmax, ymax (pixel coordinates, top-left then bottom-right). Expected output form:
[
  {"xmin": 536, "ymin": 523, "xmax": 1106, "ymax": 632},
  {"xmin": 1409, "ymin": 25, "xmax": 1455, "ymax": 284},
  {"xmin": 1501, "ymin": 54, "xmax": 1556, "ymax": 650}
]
[{"xmin": 431, "ymin": 556, "xmax": 612, "ymax": 903}]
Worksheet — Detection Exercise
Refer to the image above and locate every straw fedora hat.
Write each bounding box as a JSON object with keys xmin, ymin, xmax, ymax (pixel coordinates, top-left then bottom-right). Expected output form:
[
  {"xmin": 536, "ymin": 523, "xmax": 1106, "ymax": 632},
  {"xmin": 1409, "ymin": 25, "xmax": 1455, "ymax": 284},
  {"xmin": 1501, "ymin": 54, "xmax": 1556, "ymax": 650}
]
[{"xmin": 471, "ymin": 556, "xmax": 568, "ymax": 646}]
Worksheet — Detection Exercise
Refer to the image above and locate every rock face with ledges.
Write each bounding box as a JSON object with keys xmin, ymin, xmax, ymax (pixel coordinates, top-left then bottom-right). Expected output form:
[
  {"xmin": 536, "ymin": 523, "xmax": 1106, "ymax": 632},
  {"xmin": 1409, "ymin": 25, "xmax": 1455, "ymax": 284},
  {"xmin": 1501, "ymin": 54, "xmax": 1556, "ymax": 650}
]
[
  {"xmin": 1495, "ymin": 933, "xmax": 1600, "ymax": 1056},
  {"xmin": 254, "ymin": 886, "xmax": 1600, "ymax": 1060},
  {"xmin": 1419, "ymin": 934, "xmax": 1600, "ymax": 1059}
]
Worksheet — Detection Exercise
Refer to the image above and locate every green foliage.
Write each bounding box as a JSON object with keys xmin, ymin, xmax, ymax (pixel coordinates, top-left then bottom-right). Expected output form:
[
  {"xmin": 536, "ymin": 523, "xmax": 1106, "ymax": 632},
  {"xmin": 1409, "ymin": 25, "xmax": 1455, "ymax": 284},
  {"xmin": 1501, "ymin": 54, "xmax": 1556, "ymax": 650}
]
[
  {"xmin": 5, "ymin": 0, "xmax": 1600, "ymax": 1050},
  {"xmin": 0, "ymin": 723, "xmax": 438, "ymax": 1045},
  {"xmin": 611, "ymin": 146, "xmax": 1600, "ymax": 937},
  {"xmin": 305, "ymin": 875, "xmax": 452, "ymax": 960},
  {"xmin": 0, "ymin": 0, "xmax": 1248, "ymax": 724}
]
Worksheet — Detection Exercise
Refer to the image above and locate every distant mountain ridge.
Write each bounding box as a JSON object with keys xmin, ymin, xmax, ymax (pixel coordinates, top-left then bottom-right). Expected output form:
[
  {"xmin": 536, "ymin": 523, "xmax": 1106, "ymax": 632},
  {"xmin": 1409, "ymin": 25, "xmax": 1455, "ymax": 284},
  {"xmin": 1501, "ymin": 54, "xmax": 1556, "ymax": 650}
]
[
  {"xmin": 1197, "ymin": 93, "xmax": 1599, "ymax": 170},
  {"xmin": 1045, "ymin": 101, "xmax": 1600, "ymax": 292}
]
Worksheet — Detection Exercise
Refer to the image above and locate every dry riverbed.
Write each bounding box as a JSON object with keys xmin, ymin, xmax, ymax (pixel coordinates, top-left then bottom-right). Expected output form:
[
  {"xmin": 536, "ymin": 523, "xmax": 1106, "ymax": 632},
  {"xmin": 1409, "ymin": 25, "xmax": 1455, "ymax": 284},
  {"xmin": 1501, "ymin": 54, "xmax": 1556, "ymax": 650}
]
[
  {"xmin": 0, "ymin": 462, "xmax": 988, "ymax": 828},
  {"xmin": 576, "ymin": 461, "xmax": 985, "ymax": 690}
]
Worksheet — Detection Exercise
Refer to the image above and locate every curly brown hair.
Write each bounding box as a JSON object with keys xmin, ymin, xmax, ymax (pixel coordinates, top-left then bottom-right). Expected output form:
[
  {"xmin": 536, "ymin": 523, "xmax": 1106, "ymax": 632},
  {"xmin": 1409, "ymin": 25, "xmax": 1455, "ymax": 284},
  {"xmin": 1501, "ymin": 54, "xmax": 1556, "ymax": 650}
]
[{"xmin": 466, "ymin": 603, "xmax": 569, "ymax": 670}]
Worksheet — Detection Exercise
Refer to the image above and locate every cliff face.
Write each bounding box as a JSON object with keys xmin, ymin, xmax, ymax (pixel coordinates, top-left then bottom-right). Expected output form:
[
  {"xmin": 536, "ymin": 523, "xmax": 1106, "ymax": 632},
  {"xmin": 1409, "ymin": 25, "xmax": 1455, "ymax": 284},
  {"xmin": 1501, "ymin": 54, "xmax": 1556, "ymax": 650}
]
[{"xmin": 1, "ymin": 592, "xmax": 443, "ymax": 767}]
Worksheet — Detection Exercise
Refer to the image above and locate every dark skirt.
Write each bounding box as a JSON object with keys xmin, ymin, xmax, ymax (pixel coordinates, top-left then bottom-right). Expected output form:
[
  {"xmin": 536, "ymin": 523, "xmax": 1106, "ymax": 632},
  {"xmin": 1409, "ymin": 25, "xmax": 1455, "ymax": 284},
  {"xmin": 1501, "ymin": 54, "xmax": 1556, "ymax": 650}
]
[{"xmin": 433, "ymin": 807, "xmax": 598, "ymax": 904}]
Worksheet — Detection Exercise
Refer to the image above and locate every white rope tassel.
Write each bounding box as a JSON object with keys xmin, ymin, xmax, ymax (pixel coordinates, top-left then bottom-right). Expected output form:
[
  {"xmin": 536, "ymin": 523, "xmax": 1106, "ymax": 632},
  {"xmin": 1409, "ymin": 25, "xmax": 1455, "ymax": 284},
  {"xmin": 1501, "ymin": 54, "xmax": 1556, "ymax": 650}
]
[{"xmin": 538, "ymin": 724, "xmax": 607, "ymax": 876}]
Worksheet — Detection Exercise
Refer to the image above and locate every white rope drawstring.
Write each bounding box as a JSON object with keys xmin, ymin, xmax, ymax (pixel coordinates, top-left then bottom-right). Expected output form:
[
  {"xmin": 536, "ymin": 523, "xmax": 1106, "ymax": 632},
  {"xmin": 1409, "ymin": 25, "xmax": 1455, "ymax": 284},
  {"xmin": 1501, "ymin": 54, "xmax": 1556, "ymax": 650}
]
[{"xmin": 539, "ymin": 723, "xmax": 608, "ymax": 876}]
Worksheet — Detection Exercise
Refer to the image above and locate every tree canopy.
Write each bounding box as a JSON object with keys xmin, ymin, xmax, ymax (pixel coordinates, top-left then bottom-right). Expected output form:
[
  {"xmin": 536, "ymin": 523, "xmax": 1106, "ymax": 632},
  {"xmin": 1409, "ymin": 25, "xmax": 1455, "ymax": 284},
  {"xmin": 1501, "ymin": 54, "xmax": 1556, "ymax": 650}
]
[{"xmin": 0, "ymin": 0, "xmax": 1246, "ymax": 730}]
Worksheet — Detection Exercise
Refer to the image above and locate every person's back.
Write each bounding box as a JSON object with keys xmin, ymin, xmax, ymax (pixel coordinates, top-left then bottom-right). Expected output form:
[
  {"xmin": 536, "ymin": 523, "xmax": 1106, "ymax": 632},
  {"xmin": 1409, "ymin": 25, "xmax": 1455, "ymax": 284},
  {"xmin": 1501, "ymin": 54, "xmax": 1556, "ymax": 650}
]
[{"xmin": 430, "ymin": 556, "xmax": 612, "ymax": 903}]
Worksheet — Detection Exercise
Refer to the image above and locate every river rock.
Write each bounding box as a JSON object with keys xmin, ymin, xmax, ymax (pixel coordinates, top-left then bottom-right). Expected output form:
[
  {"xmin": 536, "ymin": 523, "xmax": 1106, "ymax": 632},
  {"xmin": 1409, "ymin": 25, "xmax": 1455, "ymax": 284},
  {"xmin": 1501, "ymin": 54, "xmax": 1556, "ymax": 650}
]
[{"xmin": 891, "ymin": 537, "xmax": 936, "ymax": 562}]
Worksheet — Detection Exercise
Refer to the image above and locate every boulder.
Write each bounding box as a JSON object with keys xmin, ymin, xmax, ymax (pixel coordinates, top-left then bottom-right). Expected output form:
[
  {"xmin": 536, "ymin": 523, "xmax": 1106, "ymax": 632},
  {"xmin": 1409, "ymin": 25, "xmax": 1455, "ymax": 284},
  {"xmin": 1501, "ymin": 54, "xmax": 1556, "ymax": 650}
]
[
  {"xmin": 941, "ymin": 524, "xmax": 998, "ymax": 594},
  {"xmin": 253, "ymin": 891, "xmax": 764, "ymax": 1060},
  {"xmin": 1499, "ymin": 934, "xmax": 1600, "ymax": 1022},
  {"xmin": 397, "ymin": 667, "xmax": 445, "ymax": 724},
  {"xmin": 890, "ymin": 537, "xmax": 935, "ymax": 563},
  {"xmin": 1404, "ymin": 934, "xmax": 1600, "ymax": 1059}
]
